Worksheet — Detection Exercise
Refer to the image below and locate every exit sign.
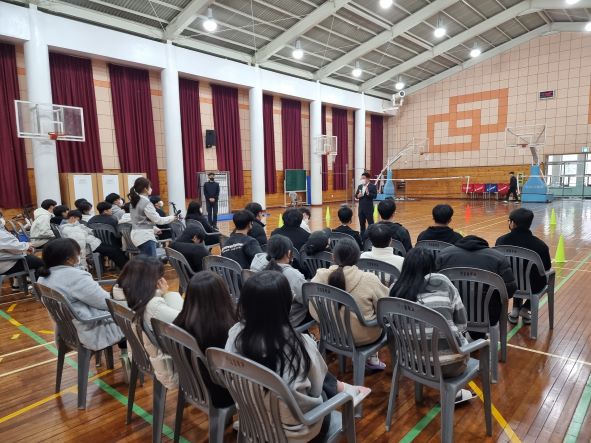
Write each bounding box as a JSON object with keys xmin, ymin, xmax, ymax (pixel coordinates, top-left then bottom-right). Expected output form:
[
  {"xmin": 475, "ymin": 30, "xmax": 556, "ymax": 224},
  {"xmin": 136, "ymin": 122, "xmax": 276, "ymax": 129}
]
[
  {"xmin": 539, "ymin": 90, "xmax": 555, "ymax": 100},
  {"xmin": 583, "ymin": 146, "xmax": 590, "ymax": 153}
]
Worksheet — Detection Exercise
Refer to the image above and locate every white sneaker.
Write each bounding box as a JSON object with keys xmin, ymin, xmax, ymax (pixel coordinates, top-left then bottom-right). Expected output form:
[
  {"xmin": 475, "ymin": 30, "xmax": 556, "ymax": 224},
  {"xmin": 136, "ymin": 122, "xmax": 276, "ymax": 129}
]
[
  {"xmin": 508, "ymin": 307, "xmax": 519, "ymax": 324},
  {"xmin": 519, "ymin": 307, "xmax": 531, "ymax": 325}
]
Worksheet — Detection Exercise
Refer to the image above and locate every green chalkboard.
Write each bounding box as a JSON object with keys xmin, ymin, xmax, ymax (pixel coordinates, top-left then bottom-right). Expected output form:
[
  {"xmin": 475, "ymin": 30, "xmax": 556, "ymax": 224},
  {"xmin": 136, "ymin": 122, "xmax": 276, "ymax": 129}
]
[{"xmin": 285, "ymin": 169, "xmax": 307, "ymax": 192}]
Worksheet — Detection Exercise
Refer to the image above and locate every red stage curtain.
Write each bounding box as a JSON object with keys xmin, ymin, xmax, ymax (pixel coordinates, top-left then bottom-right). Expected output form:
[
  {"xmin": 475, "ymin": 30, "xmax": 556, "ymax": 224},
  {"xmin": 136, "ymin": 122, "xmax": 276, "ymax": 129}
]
[
  {"xmin": 49, "ymin": 52, "xmax": 103, "ymax": 173},
  {"xmin": 179, "ymin": 78, "xmax": 205, "ymax": 199},
  {"xmin": 281, "ymin": 98, "xmax": 303, "ymax": 170},
  {"xmin": 108, "ymin": 63, "xmax": 160, "ymax": 193},
  {"xmin": 0, "ymin": 43, "xmax": 31, "ymax": 208},
  {"xmin": 263, "ymin": 94, "xmax": 277, "ymax": 194},
  {"xmin": 321, "ymin": 105, "xmax": 328, "ymax": 191},
  {"xmin": 211, "ymin": 84, "xmax": 244, "ymax": 196},
  {"xmin": 332, "ymin": 107, "xmax": 348, "ymax": 190},
  {"xmin": 370, "ymin": 114, "xmax": 384, "ymax": 176}
]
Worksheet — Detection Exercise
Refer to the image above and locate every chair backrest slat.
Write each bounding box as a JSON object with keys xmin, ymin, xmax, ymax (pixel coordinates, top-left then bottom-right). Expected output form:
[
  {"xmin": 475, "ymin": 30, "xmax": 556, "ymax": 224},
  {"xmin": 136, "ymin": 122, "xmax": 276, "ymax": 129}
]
[
  {"xmin": 169, "ymin": 220, "xmax": 185, "ymax": 241},
  {"xmin": 105, "ymin": 299, "xmax": 154, "ymax": 375},
  {"xmin": 165, "ymin": 247, "xmax": 195, "ymax": 294},
  {"xmin": 415, "ymin": 240, "xmax": 453, "ymax": 260},
  {"xmin": 35, "ymin": 283, "xmax": 80, "ymax": 349},
  {"xmin": 357, "ymin": 258, "xmax": 400, "ymax": 287},
  {"xmin": 90, "ymin": 223, "xmax": 118, "ymax": 247},
  {"xmin": 493, "ymin": 245, "xmax": 544, "ymax": 295},
  {"xmin": 329, "ymin": 232, "xmax": 354, "ymax": 250},
  {"xmin": 302, "ymin": 251, "xmax": 333, "ymax": 278},
  {"xmin": 117, "ymin": 224, "xmax": 139, "ymax": 254},
  {"xmin": 50, "ymin": 224, "xmax": 62, "ymax": 239},
  {"xmin": 390, "ymin": 239, "xmax": 407, "ymax": 257},
  {"xmin": 203, "ymin": 256, "xmax": 243, "ymax": 302}
]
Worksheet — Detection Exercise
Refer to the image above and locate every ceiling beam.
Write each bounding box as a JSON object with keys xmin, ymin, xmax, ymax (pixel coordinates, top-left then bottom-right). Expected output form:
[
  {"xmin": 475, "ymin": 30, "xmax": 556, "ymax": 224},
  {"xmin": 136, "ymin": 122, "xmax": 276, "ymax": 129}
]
[
  {"xmin": 253, "ymin": 0, "xmax": 352, "ymax": 64},
  {"xmin": 403, "ymin": 22, "xmax": 582, "ymax": 95},
  {"xmin": 313, "ymin": 0, "xmax": 458, "ymax": 80},
  {"xmin": 165, "ymin": 0, "xmax": 209, "ymax": 40}
]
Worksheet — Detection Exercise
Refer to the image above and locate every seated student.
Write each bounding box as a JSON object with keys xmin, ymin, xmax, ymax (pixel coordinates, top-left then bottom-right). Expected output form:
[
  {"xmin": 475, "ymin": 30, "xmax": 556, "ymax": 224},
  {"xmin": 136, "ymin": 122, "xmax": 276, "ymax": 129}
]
[
  {"xmin": 390, "ymin": 248, "xmax": 475, "ymax": 402},
  {"xmin": 185, "ymin": 201, "xmax": 220, "ymax": 246},
  {"xmin": 366, "ymin": 199, "xmax": 412, "ymax": 252},
  {"xmin": 30, "ymin": 199, "xmax": 57, "ymax": 247},
  {"xmin": 221, "ymin": 210, "xmax": 262, "ymax": 269},
  {"xmin": 245, "ymin": 202, "xmax": 267, "ymax": 247},
  {"xmin": 495, "ymin": 208, "xmax": 551, "ymax": 324},
  {"xmin": 169, "ymin": 224, "xmax": 210, "ymax": 273},
  {"xmin": 105, "ymin": 193, "xmax": 125, "ymax": 221},
  {"xmin": 311, "ymin": 237, "xmax": 389, "ymax": 370},
  {"xmin": 38, "ymin": 238, "xmax": 124, "ymax": 351},
  {"xmin": 0, "ymin": 212, "xmax": 44, "ymax": 284},
  {"xmin": 61, "ymin": 210, "xmax": 128, "ymax": 270},
  {"xmin": 112, "ymin": 256, "xmax": 182, "ymax": 389},
  {"xmin": 360, "ymin": 223, "xmax": 404, "ymax": 272},
  {"xmin": 50, "ymin": 205, "xmax": 69, "ymax": 226},
  {"xmin": 250, "ymin": 235, "xmax": 308, "ymax": 327},
  {"xmin": 333, "ymin": 206, "xmax": 363, "ymax": 249},
  {"xmin": 77, "ymin": 200, "xmax": 94, "ymax": 223},
  {"xmin": 150, "ymin": 196, "xmax": 171, "ymax": 240},
  {"xmin": 271, "ymin": 208, "xmax": 310, "ymax": 251},
  {"xmin": 88, "ymin": 202, "xmax": 118, "ymax": 228},
  {"xmin": 417, "ymin": 204, "xmax": 463, "ymax": 245},
  {"xmin": 300, "ymin": 230, "xmax": 331, "ymax": 280},
  {"xmin": 437, "ymin": 235, "xmax": 517, "ymax": 339},
  {"xmin": 225, "ymin": 271, "xmax": 370, "ymax": 441},
  {"xmin": 300, "ymin": 207, "xmax": 312, "ymax": 234},
  {"xmin": 173, "ymin": 271, "xmax": 236, "ymax": 408}
]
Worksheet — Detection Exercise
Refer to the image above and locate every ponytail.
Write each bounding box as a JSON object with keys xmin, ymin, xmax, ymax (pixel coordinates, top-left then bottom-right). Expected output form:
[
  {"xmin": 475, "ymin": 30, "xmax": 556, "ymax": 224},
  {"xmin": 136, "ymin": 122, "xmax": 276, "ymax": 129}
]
[
  {"xmin": 38, "ymin": 267, "xmax": 51, "ymax": 278},
  {"xmin": 328, "ymin": 265, "xmax": 347, "ymax": 291},
  {"xmin": 328, "ymin": 237, "xmax": 360, "ymax": 292},
  {"xmin": 265, "ymin": 257, "xmax": 282, "ymax": 272},
  {"xmin": 263, "ymin": 235, "xmax": 293, "ymax": 272},
  {"xmin": 129, "ymin": 177, "xmax": 151, "ymax": 208}
]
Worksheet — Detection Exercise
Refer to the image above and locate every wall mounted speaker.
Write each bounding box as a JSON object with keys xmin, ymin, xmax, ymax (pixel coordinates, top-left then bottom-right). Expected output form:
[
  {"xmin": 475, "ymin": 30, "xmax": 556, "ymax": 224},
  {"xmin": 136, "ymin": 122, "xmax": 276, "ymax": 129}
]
[{"xmin": 205, "ymin": 129, "xmax": 216, "ymax": 148}]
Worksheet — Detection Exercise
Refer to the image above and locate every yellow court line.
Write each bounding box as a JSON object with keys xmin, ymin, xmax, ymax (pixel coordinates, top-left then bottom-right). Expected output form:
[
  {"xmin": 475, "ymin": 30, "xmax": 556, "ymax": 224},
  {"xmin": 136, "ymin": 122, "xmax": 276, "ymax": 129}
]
[
  {"xmin": 10, "ymin": 334, "xmax": 19, "ymax": 340},
  {"xmin": 0, "ymin": 369, "xmax": 112, "ymax": 424},
  {"xmin": 507, "ymin": 344, "xmax": 591, "ymax": 367},
  {"xmin": 0, "ymin": 341, "xmax": 56, "ymax": 359},
  {"xmin": 37, "ymin": 330, "xmax": 54, "ymax": 335},
  {"xmin": 6, "ymin": 304, "xmax": 16, "ymax": 313},
  {"xmin": 468, "ymin": 381, "xmax": 522, "ymax": 443}
]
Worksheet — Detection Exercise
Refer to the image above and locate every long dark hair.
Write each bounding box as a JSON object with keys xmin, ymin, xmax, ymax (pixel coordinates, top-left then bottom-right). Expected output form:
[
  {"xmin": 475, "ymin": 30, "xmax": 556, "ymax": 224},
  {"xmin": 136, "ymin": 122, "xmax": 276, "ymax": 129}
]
[
  {"xmin": 389, "ymin": 248, "xmax": 435, "ymax": 302},
  {"xmin": 116, "ymin": 255, "xmax": 164, "ymax": 320},
  {"xmin": 186, "ymin": 201, "xmax": 203, "ymax": 217},
  {"xmin": 328, "ymin": 237, "xmax": 360, "ymax": 291},
  {"xmin": 129, "ymin": 177, "xmax": 151, "ymax": 208},
  {"xmin": 39, "ymin": 238, "xmax": 81, "ymax": 277},
  {"xmin": 264, "ymin": 235, "xmax": 293, "ymax": 272},
  {"xmin": 236, "ymin": 271, "xmax": 311, "ymax": 382},
  {"xmin": 173, "ymin": 271, "xmax": 237, "ymax": 349}
]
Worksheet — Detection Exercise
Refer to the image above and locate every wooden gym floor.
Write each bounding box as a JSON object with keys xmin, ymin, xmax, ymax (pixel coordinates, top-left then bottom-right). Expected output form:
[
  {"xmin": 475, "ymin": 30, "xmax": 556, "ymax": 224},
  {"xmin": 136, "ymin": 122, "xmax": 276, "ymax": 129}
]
[{"xmin": 1, "ymin": 198, "xmax": 591, "ymax": 442}]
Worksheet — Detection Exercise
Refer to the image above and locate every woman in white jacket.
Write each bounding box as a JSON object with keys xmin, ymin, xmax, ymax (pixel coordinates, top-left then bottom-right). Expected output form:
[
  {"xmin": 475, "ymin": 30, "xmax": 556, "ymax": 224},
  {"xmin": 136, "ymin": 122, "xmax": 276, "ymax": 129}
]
[
  {"xmin": 112, "ymin": 255, "xmax": 183, "ymax": 389},
  {"xmin": 38, "ymin": 238, "xmax": 124, "ymax": 351}
]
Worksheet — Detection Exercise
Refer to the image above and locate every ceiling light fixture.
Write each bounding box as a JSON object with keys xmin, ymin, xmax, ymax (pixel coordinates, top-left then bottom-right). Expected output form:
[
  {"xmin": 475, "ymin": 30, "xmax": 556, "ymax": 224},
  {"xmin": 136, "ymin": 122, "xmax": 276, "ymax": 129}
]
[
  {"xmin": 395, "ymin": 78, "xmax": 405, "ymax": 90},
  {"xmin": 434, "ymin": 17, "xmax": 446, "ymax": 38},
  {"xmin": 379, "ymin": 0, "xmax": 393, "ymax": 9},
  {"xmin": 585, "ymin": 21, "xmax": 591, "ymax": 32},
  {"xmin": 565, "ymin": 0, "xmax": 581, "ymax": 5},
  {"xmin": 352, "ymin": 61, "xmax": 362, "ymax": 78},
  {"xmin": 292, "ymin": 40, "xmax": 304, "ymax": 60},
  {"xmin": 203, "ymin": 8, "xmax": 217, "ymax": 32},
  {"xmin": 470, "ymin": 43, "xmax": 481, "ymax": 58}
]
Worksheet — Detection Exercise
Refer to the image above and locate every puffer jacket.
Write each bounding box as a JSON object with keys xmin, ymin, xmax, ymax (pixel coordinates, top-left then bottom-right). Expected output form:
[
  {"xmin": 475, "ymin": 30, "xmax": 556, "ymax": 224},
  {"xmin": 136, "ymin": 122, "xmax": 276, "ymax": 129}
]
[
  {"xmin": 30, "ymin": 208, "xmax": 54, "ymax": 247},
  {"xmin": 61, "ymin": 222, "xmax": 102, "ymax": 257}
]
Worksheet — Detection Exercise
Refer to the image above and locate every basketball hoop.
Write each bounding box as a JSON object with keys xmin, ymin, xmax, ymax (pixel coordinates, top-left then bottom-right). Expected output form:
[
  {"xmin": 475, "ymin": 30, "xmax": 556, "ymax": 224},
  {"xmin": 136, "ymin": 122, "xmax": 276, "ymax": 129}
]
[
  {"xmin": 47, "ymin": 131, "xmax": 63, "ymax": 141},
  {"xmin": 520, "ymin": 143, "xmax": 527, "ymax": 148}
]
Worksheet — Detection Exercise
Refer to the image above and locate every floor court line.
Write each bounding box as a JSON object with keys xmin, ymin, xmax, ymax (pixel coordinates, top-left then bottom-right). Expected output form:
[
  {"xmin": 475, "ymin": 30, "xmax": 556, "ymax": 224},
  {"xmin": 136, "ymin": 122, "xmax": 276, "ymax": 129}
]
[
  {"xmin": 507, "ymin": 344, "xmax": 591, "ymax": 367},
  {"xmin": 0, "ymin": 341, "xmax": 56, "ymax": 359},
  {"xmin": 400, "ymin": 250, "xmax": 591, "ymax": 442},
  {"xmin": 0, "ymin": 369, "xmax": 111, "ymax": 425},
  {"xmin": 0, "ymin": 309, "xmax": 190, "ymax": 443}
]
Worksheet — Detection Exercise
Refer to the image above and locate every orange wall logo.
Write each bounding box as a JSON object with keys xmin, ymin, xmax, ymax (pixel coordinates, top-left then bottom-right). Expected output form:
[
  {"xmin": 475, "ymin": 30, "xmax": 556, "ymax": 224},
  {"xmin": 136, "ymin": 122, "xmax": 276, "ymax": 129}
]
[{"xmin": 427, "ymin": 88, "xmax": 509, "ymax": 153}]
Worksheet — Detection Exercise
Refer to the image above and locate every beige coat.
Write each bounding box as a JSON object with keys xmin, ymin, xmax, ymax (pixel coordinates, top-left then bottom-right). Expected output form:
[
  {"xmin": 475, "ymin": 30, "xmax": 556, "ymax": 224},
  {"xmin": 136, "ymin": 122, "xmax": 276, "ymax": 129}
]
[{"xmin": 311, "ymin": 265, "xmax": 389, "ymax": 346}]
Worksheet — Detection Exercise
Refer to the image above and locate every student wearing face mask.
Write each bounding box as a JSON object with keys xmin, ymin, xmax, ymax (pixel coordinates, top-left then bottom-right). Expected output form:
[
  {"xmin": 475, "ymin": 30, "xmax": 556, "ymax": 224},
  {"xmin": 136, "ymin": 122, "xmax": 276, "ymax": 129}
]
[
  {"xmin": 0, "ymin": 212, "xmax": 44, "ymax": 285},
  {"xmin": 37, "ymin": 238, "xmax": 125, "ymax": 351},
  {"xmin": 355, "ymin": 172, "xmax": 378, "ymax": 235},
  {"xmin": 203, "ymin": 172, "xmax": 220, "ymax": 229}
]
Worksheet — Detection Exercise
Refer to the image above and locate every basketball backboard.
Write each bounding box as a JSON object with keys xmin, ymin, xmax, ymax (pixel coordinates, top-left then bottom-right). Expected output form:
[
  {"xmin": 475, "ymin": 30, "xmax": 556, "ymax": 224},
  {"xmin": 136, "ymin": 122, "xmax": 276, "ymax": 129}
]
[
  {"xmin": 505, "ymin": 124, "xmax": 545, "ymax": 148},
  {"xmin": 15, "ymin": 100, "xmax": 85, "ymax": 142}
]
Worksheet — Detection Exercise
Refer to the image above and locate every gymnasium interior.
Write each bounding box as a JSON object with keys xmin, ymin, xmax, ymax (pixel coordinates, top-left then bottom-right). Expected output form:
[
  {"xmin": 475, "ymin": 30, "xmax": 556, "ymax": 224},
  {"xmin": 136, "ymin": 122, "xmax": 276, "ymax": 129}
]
[{"xmin": 1, "ymin": 0, "xmax": 591, "ymax": 442}]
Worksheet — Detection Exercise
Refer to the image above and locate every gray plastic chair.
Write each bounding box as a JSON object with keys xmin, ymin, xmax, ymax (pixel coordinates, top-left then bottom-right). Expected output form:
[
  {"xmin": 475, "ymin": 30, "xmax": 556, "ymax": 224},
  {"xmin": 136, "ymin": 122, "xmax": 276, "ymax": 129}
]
[
  {"xmin": 90, "ymin": 223, "xmax": 120, "ymax": 247},
  {"xmin": 415, "ymin": 240, "xmax": 453, "ymax": 260},
  {"xmin": 377, "ymin": 297, "xmax": 492, "ymax": 442},
  {"xmin": 241, "ymin": 268, "xmax": 256, "ymax": 282},
  {"xmin": 362, "ymin": 238, "xmax": 372, "ymax": 252},
  {"xmin": 35, "ymin": 283, "xmax": 115, "ymax": 410},
  {"xmin": 50, "ymin": 223, "xmax": 62, "ymax": 238},
  {"xmin": 439, "ymin": 267, "xmax": 508, "ymax": 383},
  {"xmin": 169, "ymin": 220, "xmax": 185, "ymax": 241},
  {"xmin": 207, "ymin": 348, "xmax": 356, "ymax": 443},
  {"xmin": 0, "ymin": 255, "xmax": 37, "ymax": 298},
  {"xmin": 302, "ymin": 251, "xmax": 333, "ymax": 279},
  {"xmin": 152, "ymin": 319, "xmax": 236, "ymax": 443},
  {"xmin": 165, "ymin": 247, "xmax": 196, "ymax": 295},
  {"xmin": 494, "ymin": 245, "xmax": 555, "ymax": 339},
  {"xmin": 303, "ymin": 282, "xmax": 386, "ymax": 416},
  {"xmin": 390, "ymin": 239, "xmax": 406, "ymax": 257},
  {"xmin": 329, "ymin": 232, "xmax": 354, "ymax": 250},
  {"xmin": 357, "ymin": 258, "xmax": 401, "ymax": 287},
  {"xmin": 105, "ymin": 299, "xmax": 166, "ymax": 443},
  {"xmin": 203, "ymin": 255, "xmax": 243, "ymax": 302},
  {"xmin": 117, "ymin": 223, "xmax": 140, "ymax": 257}
]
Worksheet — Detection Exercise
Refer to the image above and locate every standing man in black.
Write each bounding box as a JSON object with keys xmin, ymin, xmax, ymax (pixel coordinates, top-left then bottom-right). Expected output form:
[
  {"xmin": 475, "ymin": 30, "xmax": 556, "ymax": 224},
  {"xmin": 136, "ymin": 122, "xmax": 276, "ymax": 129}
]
[
  {"xmin": 355, "ymin": 172, "xmax": 377, "ymax": 235},
  {"xmin": 203, "ymin": 172, "xmax": 220, "ymax": 228},
  {"xmin": 507, "ymin": 171, "xmax": 519, "ymax": 202}
]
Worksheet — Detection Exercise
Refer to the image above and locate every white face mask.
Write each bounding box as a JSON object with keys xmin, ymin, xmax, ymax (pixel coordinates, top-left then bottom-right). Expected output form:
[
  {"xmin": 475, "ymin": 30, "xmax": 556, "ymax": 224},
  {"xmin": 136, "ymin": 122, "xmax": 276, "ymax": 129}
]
[{"xmin": 360, "ymin": 179, "xmax": 367, "ymax": 185}]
